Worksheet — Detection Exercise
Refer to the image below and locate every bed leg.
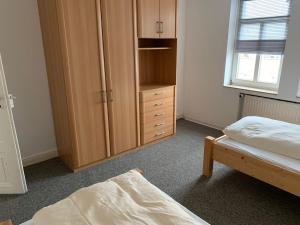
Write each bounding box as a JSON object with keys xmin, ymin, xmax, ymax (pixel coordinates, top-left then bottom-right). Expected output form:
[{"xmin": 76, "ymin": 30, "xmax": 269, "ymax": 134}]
[
  {"xmin": 0, "ymin": 220, "xmax": 12, "ymax": 225},
  {"xmin": 203, "ymin": 136, "xmax": 215, "ymax": 177}
]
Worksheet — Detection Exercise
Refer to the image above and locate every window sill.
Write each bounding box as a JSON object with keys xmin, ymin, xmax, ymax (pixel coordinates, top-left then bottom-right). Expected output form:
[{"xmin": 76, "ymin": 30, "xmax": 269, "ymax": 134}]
[{"xmin": 224, "ymin": 84, "xmax": 279, "ymax": 95}]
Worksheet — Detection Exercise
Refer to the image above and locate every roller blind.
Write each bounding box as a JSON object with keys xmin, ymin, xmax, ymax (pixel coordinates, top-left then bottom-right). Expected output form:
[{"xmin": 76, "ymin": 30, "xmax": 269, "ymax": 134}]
[{"xmin": 236, "ymin": 0, "xmax": 292, "ymax": 54}]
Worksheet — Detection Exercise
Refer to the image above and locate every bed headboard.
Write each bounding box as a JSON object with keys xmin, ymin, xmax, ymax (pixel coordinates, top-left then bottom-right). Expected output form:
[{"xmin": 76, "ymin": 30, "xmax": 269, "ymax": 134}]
[{"xmin": 238, "ymin": 93, "xmax": 300, "ymax": 125}]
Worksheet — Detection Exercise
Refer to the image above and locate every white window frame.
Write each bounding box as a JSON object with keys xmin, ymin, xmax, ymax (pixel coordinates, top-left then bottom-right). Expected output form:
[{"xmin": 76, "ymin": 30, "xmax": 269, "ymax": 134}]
[
  {"xmin": 228, "ymin": 0, "xmax": 289, "ymax": 92},
  {"xmin": 231, "ymin": 52, "xmax": 284, "ymax": 91}
]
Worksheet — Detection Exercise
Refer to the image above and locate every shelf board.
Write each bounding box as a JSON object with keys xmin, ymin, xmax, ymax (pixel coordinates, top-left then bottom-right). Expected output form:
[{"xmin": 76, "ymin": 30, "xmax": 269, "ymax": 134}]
[{"xmin": 138, "ymin": 47, "xmax": 172, "ymax": 51}]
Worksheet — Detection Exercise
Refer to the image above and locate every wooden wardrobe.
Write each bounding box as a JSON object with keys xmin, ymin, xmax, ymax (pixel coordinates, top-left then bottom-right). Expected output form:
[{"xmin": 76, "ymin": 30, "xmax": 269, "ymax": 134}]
[{"xmin": 38, "ymin": 0, "xmax": 178, "ymax": 171}]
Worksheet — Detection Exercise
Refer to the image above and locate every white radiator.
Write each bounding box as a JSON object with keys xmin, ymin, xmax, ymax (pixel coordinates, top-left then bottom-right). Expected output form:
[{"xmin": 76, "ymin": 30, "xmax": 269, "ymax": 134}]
[{"xmin": 240, "ymin": 94, "xmax": 300, "ymax": 125}]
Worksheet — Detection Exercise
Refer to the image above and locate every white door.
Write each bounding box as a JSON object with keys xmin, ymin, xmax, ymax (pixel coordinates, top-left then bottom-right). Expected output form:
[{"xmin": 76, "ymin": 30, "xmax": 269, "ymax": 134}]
[{"xmin": 0, "ymin": 54, "xmax": 27, "ymax": 194}]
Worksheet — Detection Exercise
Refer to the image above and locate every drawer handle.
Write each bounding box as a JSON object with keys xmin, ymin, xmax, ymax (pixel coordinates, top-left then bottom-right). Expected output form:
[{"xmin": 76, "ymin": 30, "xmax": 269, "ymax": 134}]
[
  {"xmin": 155, "ymin": 131, "xmax": 166, "ymax": 137},
  {"xmin": 154, "ymin": 92, "xmax": 163, "ymax": 96},
  {"xmin": 154, "ymin": 113, "xmax": 164, "ymax": 117},
  {"xmin": 155, "ymin": 123, "xmax": 165, "ymax": 127},
  {"xmin": 154, "ymin": 103, "xmax": 163, "ymax": 107}
]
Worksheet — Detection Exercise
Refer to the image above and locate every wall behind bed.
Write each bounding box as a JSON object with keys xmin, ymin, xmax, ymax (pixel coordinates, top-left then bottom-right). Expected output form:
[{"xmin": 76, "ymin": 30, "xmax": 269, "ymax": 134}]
[{"xmin": 182, "ymin": 0, "xmax": 300, "ymax": 129}]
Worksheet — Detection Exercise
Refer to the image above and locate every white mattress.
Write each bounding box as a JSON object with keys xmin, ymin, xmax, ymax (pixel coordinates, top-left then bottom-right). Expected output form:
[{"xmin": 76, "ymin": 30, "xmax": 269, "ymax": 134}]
[
  {"xmin": 20, "ymin": 203, "xmax": 209, "ymax": 225},
  {"xmin": 217, "ymin": 136, "xmax": 300, "ymax": 173},
  {"xmin": 223, "ymin": 116, "xmax": 300, "ymax": 160}
]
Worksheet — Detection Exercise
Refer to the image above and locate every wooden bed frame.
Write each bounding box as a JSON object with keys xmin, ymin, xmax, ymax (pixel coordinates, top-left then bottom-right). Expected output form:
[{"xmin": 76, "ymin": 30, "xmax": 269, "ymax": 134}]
[
  {"xmin": 0, "ymin": 220, "xmax": 12, "ymax": 225},
  {"xmin": 203, "ymin": 136, "xmax": 300, "ymax": 197}
]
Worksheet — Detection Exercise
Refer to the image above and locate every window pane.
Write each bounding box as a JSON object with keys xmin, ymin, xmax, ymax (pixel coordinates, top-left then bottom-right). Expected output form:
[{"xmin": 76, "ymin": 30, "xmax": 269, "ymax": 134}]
[
  {"xmin": 261, "ymin": 22, "xmax": 288, "ymax": 40},
  {"xmin": 236, "ymin": 53, "xmax": 256, "ymax": 81},
  {"xmin": 239, "ymin": 23, "xmax": 261, "ymax": 40},
  {"xmin": 258, "ymin": 55, "xmax": 282, "ymax": 84},
  {"xmin": 241, "ymin": 0, "xmax": 291, "ymax": 19}
]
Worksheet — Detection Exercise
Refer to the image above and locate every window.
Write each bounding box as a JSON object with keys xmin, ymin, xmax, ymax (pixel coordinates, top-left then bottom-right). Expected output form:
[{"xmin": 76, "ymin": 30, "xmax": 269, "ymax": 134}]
[{"xmin": 230, "ymin": 0, "xmax": 292, "ymax": 91}]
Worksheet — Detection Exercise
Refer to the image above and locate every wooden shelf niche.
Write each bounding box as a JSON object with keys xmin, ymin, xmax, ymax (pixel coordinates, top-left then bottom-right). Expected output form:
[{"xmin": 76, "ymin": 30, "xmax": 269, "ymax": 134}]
[{"xmin": 138, "ymin": 39, "xmax": 177, "ymax": 87}]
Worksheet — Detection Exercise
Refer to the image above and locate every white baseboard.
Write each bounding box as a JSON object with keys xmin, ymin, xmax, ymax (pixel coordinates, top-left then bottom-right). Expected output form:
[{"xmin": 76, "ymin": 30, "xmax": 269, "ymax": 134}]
[
  {"xmin": 184, "ymin": 116, "xmax": 223, "ymax": 131},
  {"xmin": 176, "ymin": 114, "xmax": 184, "ymax": 119},
  {"xmin": 22, "ymin": 148, "xmax": 58, "ymax": 167}
]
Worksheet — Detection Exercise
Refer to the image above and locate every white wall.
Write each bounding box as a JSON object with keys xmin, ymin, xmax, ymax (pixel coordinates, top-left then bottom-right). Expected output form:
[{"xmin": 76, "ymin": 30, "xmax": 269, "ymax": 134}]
[
  {"xmin": 176, "ymin": 0, "xmax": 187, "ymax": 118},
  {"xmin": 277, "ymin": 0, "xmax": 300, "ymax": 101},
  {"xmin": 182, "ymin": 0, "xmax": 300, "ymax": 129},
  {"xmin": 0, "ymin": 0, "xmax": 57, "ymax": 160}
]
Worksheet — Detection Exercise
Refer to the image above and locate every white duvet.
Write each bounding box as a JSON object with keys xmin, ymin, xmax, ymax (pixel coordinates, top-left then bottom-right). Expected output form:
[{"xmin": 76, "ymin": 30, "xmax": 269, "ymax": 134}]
[
  {"xmin": 33, "ymin": 170, "xmax": 206, "ymax": 225},
  {"xmin": 224, "ymin": 116, "xmax": 300, "ymax": 160}
]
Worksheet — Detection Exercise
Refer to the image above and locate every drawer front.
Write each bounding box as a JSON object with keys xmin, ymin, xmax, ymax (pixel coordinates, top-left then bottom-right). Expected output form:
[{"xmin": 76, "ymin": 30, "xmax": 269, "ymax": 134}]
[
  {"xmin": 142, "ymin": 126, "xmax": 174, "ymax": 144},
  {"xmin": 142, "ymin": 117, "xmax": 173, "ymax": 134},
  {"xmin": 141, "ymin": 97, "xmax": 174, "ymax": 113},
  {"xmin": 142, "ymin": 106, "xmax": 174, "ymax": 124},
  {"xmin": 141, "ymin": 86, "xmax": 174, "ymax": 102}
]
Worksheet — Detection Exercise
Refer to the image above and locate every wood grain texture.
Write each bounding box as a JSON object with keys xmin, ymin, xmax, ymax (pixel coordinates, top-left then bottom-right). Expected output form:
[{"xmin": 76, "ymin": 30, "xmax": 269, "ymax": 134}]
[
  {"xmin": 137, "ymin": 0, "xmax": 160, "ymax": 38},
  {"xmin": 58, "ymin": 0, "xmax": 108, "ymax": 167},
  {"xmin": 96, "ymin": 0, "xmax": 111, "ymax": 157},
  {"xmin": 159, "ymin": 0, "xmax": 177, "ymax": 38},
  {"xmin": 101, "ymin": 0, "xmax": 138, "ymax": 155},
  {"xmin": 173, "ymin": 84, "xmax": 177, "ymax": 134},
  {"xmin": 140, "ymin": 97, "xmax": 174, "ymax": 113},
  {"xmin": 203, "ymin": 136, "xmax": 215, "ymax": 177},
  {"xmin": 0, "ymin": 220, "xmax": 12, "ymax": 225},
  {"xmin": 141, "ymin": 116, "xmax": 173, "ymax": 133},
  {"xmin": 140, "ymin": 85, "xmax": 174, "ymax": 102},
  {"xmin": 39, "ymin": 0, "xmax": 110, "ymax": 169},
  {"xmin": 133, "ymin": 0, "xmax": 141, "ymax": 147},
  {"xmin": 142, "ymin": 105, "xmax": 173, "ymax": 122},
  {"xmin": 139, "ymin": 40, "xmax": 177, "ymax": 86},
  {"xmin": 37, "ymin": 0, "xmax": 75, "ymax": 169},
  {"xmin": 140, "ymin": 86, "xmax": 175, "ymax": 144},
  {"xmin": 142, "ymin": 126, "xmax": 173, "ymax": 144},
  {"xmin": 206, "ymin": 136, "xmax": 300, "ymax": 197}
]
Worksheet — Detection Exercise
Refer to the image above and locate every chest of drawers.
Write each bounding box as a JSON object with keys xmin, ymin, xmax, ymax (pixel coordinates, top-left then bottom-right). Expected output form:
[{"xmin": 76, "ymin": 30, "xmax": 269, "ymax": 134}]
[{"xmin": 140, "ymin": 85, "xmax": 175, "ymax": 144}]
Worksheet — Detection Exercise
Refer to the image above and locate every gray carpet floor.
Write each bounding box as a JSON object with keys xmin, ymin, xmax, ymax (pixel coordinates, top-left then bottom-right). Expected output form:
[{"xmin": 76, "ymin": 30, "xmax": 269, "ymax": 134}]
[{"xmin": 0, "ymin": 119, "xmax": 299, "ymax": 225}]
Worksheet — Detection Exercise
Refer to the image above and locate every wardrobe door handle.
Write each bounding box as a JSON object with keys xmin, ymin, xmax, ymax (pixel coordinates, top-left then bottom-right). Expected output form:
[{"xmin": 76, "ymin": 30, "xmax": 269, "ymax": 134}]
[
  {"xmin": 108, "ymin": 89, "xmax": 113, "ymax": 102},
  {"xmin": 154, "ymin": 103, "xmax": 163, "ymax": 107},
  {"xmin": 100, "ymin": 90, "xmax": 107, "ymax": 103},
  {"xmin": 156, "ymin": 21, "xmax": 160, "ymax": 33},
  {"xmin": 160, "ymin": 22, "xmax": 163, "ymax": 33}
]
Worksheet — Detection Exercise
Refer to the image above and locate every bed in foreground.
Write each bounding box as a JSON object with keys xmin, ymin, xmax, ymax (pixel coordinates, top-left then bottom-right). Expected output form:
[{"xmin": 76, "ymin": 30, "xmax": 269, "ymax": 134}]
[
  {"xmin": 203, "ymin": 116, "xmax": 300, "ymax": 197},
  {"xmin": 19, "ymin": 169, "xmax": 209, "ymax": 225}
]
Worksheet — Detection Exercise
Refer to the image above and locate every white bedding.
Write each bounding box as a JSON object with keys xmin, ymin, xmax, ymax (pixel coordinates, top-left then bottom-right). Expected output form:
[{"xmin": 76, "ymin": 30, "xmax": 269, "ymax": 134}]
[
  {"xmin": 224, "ymin": 116, "xmax": 300, "ymax": 160},
  {"xmin": 217, "ymin": 136, "xmax": 300, "ymax": 173},
  {"xmin": 20, "ymin": 221, "xmax": 33, "ymax": 225},
  {"xmin": 31, "ymin": 170, "xmax": 209, "ymax": 225},
  {"xmin": 21, "ymin": 205, "xmax": 208, "ymax": 225}
]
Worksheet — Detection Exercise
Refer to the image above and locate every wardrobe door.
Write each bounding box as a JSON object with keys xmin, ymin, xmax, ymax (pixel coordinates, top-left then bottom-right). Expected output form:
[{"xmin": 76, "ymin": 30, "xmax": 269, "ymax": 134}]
[
  {"xmin": 100, "ymin": 0, "xmax": 139, "ymax": 155},
  {"xmin": 137, "ymin": 0, "xmax": 160, "ymax": 38},
  {"xmin": 159, "ymin": 0, "xmax": 177, "ymax": 38},
  {"xmin": 58, "ymin": 0, "xmax": 109, "ymax": 167}
]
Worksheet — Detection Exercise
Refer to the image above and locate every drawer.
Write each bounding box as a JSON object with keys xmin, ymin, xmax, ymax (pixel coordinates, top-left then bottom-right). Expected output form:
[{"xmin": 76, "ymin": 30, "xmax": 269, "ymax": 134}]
[
  {"xmin": 142, "ymin": 126, "xmax": 174, "ymax": 144},
  {"xmin": 141, "ymin": 97, "xmax": 174, "ymax": 113},
  {"xmin": 141, "ymin": 106, "xmax": 174, "ymax": 124},
  {"xmin": 142, "ymin": 117, "xmax": 174, "ymax": 134},
  {"xmin": 140, "ymin": 86, "xmax": 174, "ymax": 102}
]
